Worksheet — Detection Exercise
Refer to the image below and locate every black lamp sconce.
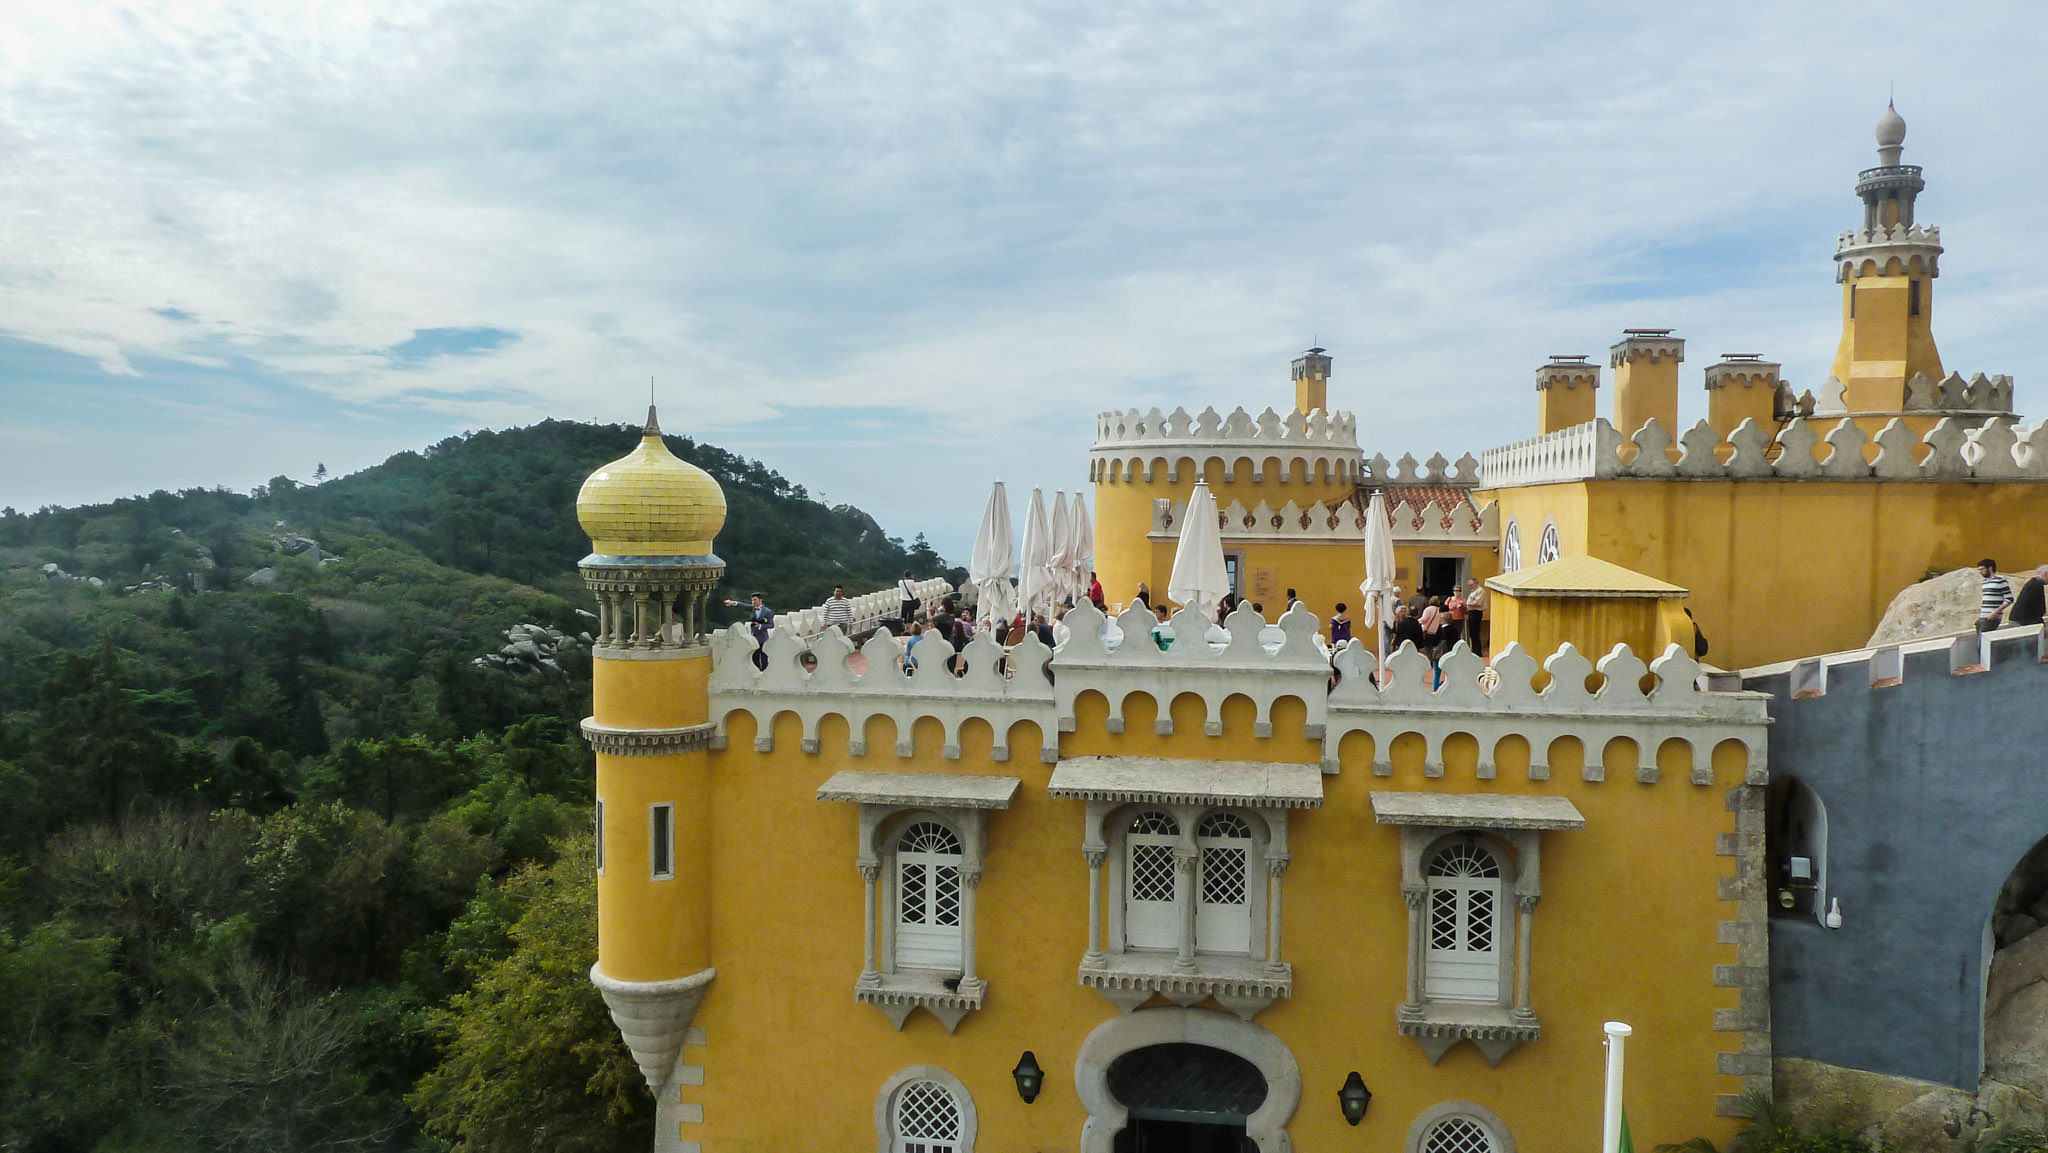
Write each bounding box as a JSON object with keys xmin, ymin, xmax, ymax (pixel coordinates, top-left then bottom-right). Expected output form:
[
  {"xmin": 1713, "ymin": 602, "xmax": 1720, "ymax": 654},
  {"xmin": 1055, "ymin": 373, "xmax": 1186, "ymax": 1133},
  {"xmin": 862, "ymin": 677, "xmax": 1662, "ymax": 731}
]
[
  {"xmin": 1012, "ymin": 1051, "xmax": 1045, "ymax": 1103},
  {"xmin": 1338, "ymin": 1071, "xmax": 1372, "ymax": 1125}
]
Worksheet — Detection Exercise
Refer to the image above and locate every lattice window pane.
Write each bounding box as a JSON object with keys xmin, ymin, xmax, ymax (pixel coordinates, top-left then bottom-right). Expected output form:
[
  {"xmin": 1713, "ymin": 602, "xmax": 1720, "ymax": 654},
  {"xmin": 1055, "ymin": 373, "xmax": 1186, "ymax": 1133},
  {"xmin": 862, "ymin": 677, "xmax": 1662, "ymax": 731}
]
[
  {"xmin": 896, "ymin": 1081, "xmax": 961, "ymax": 1141},
  {"xmin": 1425, "ymin": 1117, "xmax": 1495, "ymax": 1153},
  {"xmin": 1429, "ymin": 841, "xmax": 1501, "ymax": 878},
  {"xmin": 1130, "ymin": 811, "xmax": 1178, "ymax": 836},
  {"xmin": 1197, "ymin": 812, "xmax": 1251, "ymax": 839},
  {"xmin": 900, "ymin": 821, "xmax": 962, "ymax": 855},
  {"xmin": 1131, "ymin": 843, "xmax": 1178, "ymax": 903},
  {"xmin": 935, "ymin": 865, "xmax": 961, "ymax": 927},
  {"xmin": 1468, "ymin": 889, "xmax": 1495, "ymax": 952},
  {"xmin": 902, "ymin": 863, "xmax": 928, "ymax": 924},
  {"xmin": 1431, "ymin": 888, "xmax": 1459, "ymax": 949},
  {"xmin": 1200, "ymin": 846, "xmax": 1247, "ymax": 905}
]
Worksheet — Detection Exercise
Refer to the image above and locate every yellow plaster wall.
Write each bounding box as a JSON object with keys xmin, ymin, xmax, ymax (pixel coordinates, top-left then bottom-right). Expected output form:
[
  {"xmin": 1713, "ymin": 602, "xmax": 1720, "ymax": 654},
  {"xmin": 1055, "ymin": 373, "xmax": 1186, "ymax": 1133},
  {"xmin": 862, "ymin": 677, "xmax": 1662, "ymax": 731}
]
[
  {"xmin": 667, "ymin": 704, "xmax": 1748, "ymax": 1153},
  {"xmin": 1489, "ymin": 593, "xmax": 1664, "ymax": 667},
  {"xmin": 1614, "ymin": 356, "xmax": 1679, "ymax": 441},
  {"xmin": 1706, "ymin": 379, "xmax": 1779, "ymax": 441},
  {"xmin": 1538, "ymin": 383, "xmax": 1598, "ymax": 434},
  {"xmin": 1829, "ymin": 272, "xmax": 1942, "ymax": 414},
  {"xmin": 1484, "ymin": 478, "xmax": 2048, "ymax": 669}
]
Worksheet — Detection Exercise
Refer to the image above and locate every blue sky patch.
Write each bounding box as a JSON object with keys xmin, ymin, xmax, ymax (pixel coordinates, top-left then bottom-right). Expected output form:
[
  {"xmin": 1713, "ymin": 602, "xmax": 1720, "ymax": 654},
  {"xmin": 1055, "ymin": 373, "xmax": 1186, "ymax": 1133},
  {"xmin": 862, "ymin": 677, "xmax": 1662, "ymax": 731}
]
[{"xmin": 388, "ymin": 327, "xmax": 520, "ymax": 363}]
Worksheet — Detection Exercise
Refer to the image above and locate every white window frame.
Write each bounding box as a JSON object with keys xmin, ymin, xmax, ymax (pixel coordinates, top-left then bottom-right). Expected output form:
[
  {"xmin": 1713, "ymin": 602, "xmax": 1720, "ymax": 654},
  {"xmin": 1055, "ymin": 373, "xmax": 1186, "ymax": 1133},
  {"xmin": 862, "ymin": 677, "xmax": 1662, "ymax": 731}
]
[
  {"xmin": 852, "ymin": 804, "xmax": 993, "ymax": 1032},
  {"xmin": 1124, "ymin": 811, "xmax": 1182, "ymax": 951},
  {"xmin": 649, "ymin": 802, "xmax": 674, "ymax": 881},
  {"xmin": 1502, "ymin": 520, "xmax": 1522, "ymax": 572},
  {"xmin": 1405, "ymin": 1101, "xmax": 1517, "ymax": 1153},
  {"xmin": 1195, "ymin": 812, "xmax": 1256, "ymax": 956},
  {"xmin": 1395, "ymin": 826, "xmax": 1542, "ymax": 1065},
  {"xmin": 1424, "ymin": 838, "xmax": 1508, "ymax": 1002},
  {"xmin": 874, "ymin": 1066, "xmax": 978, "ymax": 1153},
  {"xmin": 1537, "ymin": 518, "xmax": 1561, "ymax": 565},
  {"xmin": 1103, "ymin": 804, "xmax": 1271, "ymax": 962},
  {"xmin": 892, "ymin": 818, "xmax": 967, "ymax": 973}
]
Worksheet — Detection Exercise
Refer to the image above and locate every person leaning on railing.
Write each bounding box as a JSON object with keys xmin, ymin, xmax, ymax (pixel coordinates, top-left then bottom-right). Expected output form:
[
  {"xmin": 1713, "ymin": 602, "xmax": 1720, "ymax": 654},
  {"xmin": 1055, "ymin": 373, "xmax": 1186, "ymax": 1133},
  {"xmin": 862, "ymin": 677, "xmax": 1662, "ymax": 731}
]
[{"xmin": 822, "ymin": 585, "xmax": 853, "ymax": 633}]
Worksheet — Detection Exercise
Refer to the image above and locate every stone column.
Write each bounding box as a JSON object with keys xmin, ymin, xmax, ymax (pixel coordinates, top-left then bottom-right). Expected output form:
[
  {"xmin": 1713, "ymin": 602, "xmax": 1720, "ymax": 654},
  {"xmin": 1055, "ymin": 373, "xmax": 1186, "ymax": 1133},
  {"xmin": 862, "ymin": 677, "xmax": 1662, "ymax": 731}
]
[
  {"xmin": 1400, "ymin": 886, "xmax": 1426, "ymax": 1014},
  {"xmin": 1174, "ymin": 849, "xmax": 1198, "ymax": 971},
  {"xmin": 1084, "ymin": 849, "xmax": 1107, "ymax": 966},
  {"xmin": 960, "ymin": 866, "xmax": 982, "ymax": 984},
  {"xmin": 1514, "ymin": 893, "xmax": 1539, "ymax": 1021},
  {"xmin": 1265, "ymin": 856, "xmax": 1289, "ymax": 972},
  {"xmin": 859, "ymin": 863, "xmax": 880, "ymax": 987}
]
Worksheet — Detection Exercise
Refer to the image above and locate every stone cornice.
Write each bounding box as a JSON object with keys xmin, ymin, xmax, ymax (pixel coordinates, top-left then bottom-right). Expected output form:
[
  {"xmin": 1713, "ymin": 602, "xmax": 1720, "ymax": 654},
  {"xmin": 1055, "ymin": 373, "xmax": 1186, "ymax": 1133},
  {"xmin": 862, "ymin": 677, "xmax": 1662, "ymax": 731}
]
[{"xmin": 581, "ymin": 718, "xmax": 718, "ymax": 756}]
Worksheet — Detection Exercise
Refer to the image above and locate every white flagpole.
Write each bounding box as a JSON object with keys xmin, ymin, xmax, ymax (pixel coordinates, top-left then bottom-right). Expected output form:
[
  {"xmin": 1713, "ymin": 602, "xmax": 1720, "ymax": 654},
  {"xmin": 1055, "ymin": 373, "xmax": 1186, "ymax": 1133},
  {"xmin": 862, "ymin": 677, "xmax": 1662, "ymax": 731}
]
[{"xmin": 1602, "ymin": 1021, "xmax": 1632, "ymax": 1153}]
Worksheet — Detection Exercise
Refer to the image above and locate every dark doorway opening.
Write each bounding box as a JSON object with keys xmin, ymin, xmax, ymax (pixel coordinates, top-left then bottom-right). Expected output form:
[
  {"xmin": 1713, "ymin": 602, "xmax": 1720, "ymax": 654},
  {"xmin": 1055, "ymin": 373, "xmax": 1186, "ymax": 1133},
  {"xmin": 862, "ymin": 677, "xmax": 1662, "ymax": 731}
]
[
  {"xmin": 1421, "ymin": 555, "xmax": 1464, "ymax": 600},
  {"xmin": 1107, "ymin": 1042, "xmax": 1265, "ymax": 1153}
]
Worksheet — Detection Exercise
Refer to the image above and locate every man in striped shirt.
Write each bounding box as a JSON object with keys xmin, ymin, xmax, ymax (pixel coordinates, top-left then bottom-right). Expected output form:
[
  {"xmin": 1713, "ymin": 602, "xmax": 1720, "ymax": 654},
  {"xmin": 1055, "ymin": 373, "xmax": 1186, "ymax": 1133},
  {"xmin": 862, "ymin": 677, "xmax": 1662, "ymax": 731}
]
[
  {"xmin": 822, "ymin": 585, "xmax": 853, "ymax": 633},
  {"xmin": 1979, "ymin": 558, "xmax": 2014, "ymax": 631}
]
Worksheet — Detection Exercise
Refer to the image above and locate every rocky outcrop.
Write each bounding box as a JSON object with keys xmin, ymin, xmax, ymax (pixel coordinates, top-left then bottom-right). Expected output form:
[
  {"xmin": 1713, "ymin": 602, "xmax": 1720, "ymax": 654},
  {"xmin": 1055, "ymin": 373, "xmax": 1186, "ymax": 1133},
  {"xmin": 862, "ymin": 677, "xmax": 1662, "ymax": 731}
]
[
  {"xmin": 1777, "ymin": 1059, "xmax": 2048, "ymax": 1153},
  {"xmin": 1868, "ymin": 568, "xmax": 2018, "ymax": 647},
  {"xmin": 472, "ymin": 623, "xmax": 583, "ymax": 675},
  {"xmin": 40, "ymin": 563, "xmax": 104, "ymax": 587}
]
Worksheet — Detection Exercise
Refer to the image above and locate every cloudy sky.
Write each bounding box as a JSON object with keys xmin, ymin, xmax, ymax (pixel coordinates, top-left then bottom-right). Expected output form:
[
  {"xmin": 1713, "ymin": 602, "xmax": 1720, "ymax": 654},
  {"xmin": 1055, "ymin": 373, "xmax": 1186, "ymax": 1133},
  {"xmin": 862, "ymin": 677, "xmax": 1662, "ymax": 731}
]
[{"xmin": 3, "ymin": 1, "xmax": 2045, "ymax": 565}]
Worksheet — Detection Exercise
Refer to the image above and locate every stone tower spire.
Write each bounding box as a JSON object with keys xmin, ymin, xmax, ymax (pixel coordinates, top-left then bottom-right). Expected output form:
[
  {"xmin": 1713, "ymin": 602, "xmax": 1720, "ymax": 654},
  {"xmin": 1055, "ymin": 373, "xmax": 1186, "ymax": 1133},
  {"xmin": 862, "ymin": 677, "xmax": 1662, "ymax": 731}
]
[{"xmin": 1822, "ymin": 101, "xmax": 1945, "ymax": 420}]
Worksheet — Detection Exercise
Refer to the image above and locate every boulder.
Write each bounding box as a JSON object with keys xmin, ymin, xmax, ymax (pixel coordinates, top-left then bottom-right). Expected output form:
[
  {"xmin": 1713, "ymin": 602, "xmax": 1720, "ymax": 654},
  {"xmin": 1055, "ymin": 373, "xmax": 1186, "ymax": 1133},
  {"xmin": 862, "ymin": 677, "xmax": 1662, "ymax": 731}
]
[
  {"xmin": 1988, "ymin": 924, "xmax": 2048, "ymax": 1017},
  {"xmin": 1869, "ymin": 568, "xmax": 2018, "ymax": 647},
  {"xmin": 1879, "ymin": 1087, "xmax": 1979, "ymax": 1153},
  {"xmin": 1987, "ymin": 925, "xmax": 2048, "ymax": 1096},
  {"xmin": 244, "ymin": 567, "xmax": 280, "ymax": 588},
  {"xmin": 2006, "ymin": 915, "xmax": 2044, "ymax": 949}
]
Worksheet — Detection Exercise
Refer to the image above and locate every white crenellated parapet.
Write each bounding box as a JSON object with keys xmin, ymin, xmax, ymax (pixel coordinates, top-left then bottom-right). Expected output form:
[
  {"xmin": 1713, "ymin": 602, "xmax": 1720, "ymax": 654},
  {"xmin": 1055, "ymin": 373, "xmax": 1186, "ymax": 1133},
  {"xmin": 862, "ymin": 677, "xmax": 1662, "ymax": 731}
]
[
  {"xmin": 708, "ymin": 622, "xmax": 1060, "ymax": 763},
  {"xmin": 1482, "ymin": 415, "xmax": 2048, "ymax": 488},
  {"xmin": 1148, "ymin": 496, "xmax": 1499, "ymax": 545},
  {"xmin": 1324, "ymin": 640, "xmax": 1768, "ymax": 783},
  {"xmin": 1835, "ymin": 222, "xmax": 1942, "ymax": 281},
  {"xmin": 1054, "ymin": 602, "xmax": 1334, "ymax": 742},
  {"xmin": 1900, "ymin": 371, "xmax": 2015, "ymax": 415},
  {"xmin": 1090, "ymin": 405, "xmax": 1365, "ymax": 485},
  {"xmin": 781, "ymin": 578, "xmax": 953, "ymax": 640}
]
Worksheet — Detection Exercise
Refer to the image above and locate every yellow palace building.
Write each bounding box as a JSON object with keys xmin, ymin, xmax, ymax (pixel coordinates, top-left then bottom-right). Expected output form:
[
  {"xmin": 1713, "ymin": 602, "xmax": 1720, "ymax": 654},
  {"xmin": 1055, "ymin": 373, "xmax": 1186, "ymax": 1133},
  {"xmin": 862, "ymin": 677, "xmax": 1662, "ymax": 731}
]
[{"xmin": 572, "ymin": 106, "xmax": 2044, "ymax": 1153}]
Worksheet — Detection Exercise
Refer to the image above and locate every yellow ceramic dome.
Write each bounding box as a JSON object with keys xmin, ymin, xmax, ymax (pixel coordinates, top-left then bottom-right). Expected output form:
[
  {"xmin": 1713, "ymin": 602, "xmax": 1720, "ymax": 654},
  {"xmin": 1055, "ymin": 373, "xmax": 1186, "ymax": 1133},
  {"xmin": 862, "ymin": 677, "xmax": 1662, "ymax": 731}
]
[{"xmin": 576, "ymin": 407, "xmax": 727, "ymax": 557}]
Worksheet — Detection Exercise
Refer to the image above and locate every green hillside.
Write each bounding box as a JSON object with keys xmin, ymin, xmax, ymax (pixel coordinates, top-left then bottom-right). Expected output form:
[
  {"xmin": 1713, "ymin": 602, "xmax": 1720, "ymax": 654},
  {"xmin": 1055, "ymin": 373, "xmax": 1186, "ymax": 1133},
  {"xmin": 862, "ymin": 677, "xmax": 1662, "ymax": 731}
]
[{"xmin": 0, "ymin": 422, "xmax": 954, "ymax": 1153}]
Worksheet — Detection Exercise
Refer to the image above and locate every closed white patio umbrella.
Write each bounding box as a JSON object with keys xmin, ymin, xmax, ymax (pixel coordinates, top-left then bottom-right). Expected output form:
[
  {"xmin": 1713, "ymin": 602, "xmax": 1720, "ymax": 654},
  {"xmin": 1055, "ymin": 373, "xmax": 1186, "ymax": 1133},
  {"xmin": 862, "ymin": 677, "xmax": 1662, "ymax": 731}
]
[
  {"xmin": 1358, "ymin": 490, "xmax": 1400, "ymax": 676},
  {"xmin": 1047, "ymin": 491, "xmax": 1073, "ymax": 606},
  {"xmin": 1068, "ymin": 491, "xmax": 1095, "ymax": 602},
  {"xmin": 969, "ymin": 481, "xmax": 1016, "ymax": 625},
  {"xmin": 1018, "ymin": 487, "xmax": 1056, "ymax": 622},
  {"xmin": 1167, "ymin": 480, "xmax": 1229, "ymax": 621}
]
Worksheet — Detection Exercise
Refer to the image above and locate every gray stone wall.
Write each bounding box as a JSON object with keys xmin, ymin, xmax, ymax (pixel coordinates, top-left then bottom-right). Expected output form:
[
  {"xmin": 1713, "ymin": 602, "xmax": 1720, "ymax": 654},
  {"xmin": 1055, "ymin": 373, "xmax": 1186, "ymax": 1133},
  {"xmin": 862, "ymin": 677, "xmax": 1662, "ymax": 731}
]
[{"xmin": 1749, "ymin": 630, "xmax": 2048, "ymax": 1090}]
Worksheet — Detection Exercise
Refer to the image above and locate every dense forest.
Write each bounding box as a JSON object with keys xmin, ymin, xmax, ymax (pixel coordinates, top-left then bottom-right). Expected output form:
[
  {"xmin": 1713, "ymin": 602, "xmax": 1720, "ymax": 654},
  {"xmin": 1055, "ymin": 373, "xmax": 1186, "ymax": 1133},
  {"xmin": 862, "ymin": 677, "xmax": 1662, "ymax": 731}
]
[{"xmin": 0, "ymin": 421, "xmax": 959, "ymax": 1152}]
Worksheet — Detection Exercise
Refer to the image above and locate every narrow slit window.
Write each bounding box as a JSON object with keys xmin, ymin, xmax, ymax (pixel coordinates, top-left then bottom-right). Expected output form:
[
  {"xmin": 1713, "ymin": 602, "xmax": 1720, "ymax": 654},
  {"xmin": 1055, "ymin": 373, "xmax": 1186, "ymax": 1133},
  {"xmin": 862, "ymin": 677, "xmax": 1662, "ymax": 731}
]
[
  {"xmin": 650, "ymin": 803, "xmax": 674, "ymax": 879},
  {"xmin": 1850, "ymin": 284, "xmax": 1856, "ymax": 319},
  {"xmin": 595, "ymin": 799, "xmax": 606, "ymax": 875},
  {"xmin": 1909, "ymin": 279, "xmax": 1922, "ymax": 317}
]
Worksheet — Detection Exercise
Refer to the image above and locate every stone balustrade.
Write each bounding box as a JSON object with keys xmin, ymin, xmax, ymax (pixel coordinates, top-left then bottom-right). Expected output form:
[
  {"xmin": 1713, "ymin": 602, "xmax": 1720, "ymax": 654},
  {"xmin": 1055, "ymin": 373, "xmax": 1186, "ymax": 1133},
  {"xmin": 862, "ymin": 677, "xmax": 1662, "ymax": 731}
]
[
  {"xmin": 1149, "ymin": 495, "xmax": 1498, "ymax": 545},
  {"xmin": 780, "ymin": 578, "xmax": 953, "ymax": 640},
  {"xmin": 1477, "ymin": 421, "xmax": 1609, "ymax": 487}
]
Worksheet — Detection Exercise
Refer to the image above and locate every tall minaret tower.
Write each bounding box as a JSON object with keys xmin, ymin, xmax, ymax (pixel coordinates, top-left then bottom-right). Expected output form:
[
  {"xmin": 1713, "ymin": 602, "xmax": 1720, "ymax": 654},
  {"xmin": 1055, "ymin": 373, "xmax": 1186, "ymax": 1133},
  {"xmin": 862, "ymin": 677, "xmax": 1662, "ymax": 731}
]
[
  {"xmin": 1823, "ymin": 102, "xmax": 1945, "ymax": 421},
  {"xmin": 576, "ymin": 407, "xmax": 727, "ymax": 1147}
]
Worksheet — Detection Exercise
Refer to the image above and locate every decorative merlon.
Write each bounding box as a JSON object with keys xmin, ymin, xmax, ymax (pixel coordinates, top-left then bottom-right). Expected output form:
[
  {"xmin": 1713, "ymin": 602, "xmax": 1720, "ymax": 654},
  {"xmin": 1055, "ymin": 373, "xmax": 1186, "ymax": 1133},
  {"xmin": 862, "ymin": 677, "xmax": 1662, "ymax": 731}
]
[
  {"xmin": 581, "ymin": 720, "xmax": 717, "ymax": 756},
  {"xmin": 1610, "ymin": 331, "xmax": 1684, "ymax": 367},
  {"xmin": 1741, "ymin": 620, "xmax": 2048, "ymax": 697},
  {"xmin": 589, "ymin": 965, "xmax": 716, "ymax": 1092},
  {"xmin": 1535, "ymin": 357, "xmax": 1600, "ymax": 392},
  {"xmin": 1093, "ymin": 404, "xmax": 1358, "ymax": 449},
  {"xmin": 1480, "ymin": 412, "xmax": 2047, "ymax": 488},
  {"xmin": 1704, "ymin": 356, "xmax": 1780, "ymax": 390}
]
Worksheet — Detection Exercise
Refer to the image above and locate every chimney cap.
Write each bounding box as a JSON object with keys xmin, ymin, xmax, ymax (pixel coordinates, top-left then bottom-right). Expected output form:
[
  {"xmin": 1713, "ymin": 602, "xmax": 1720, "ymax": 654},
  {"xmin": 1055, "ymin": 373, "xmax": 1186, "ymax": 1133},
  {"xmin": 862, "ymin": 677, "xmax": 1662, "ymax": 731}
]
[
  {"xmin": 1718, "ymin": 352, "xmax": 1764, "ymax": 361},
  {"xmin": 1547, "ymin": 354, "xmax": 1592, "ymax": 364},
  {"xmin": 1621, "ymin": 328, "xmax": 1675, "ymax": 337}
]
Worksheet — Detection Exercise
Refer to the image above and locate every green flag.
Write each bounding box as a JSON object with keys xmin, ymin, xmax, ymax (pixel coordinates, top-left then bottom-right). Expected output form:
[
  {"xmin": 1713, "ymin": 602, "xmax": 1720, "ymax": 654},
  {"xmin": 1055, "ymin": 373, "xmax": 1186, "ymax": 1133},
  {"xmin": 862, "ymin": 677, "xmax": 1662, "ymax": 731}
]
[{"xmin": 1619, "ymin": 1110, "xmax": 1635, "ymax": 1153}]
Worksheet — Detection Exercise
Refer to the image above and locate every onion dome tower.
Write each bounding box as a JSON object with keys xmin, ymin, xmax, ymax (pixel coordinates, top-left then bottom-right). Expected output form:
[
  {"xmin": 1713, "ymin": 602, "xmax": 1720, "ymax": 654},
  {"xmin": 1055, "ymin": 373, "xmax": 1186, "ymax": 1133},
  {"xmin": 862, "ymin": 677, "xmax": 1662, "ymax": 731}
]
[
  {"xmin": 577, "ymin": 405, "xmax": 723, "ymax": 1145},
  {"xmin": 1824, "ymin": 102, "xmax": 1946, "ymax": 419}
]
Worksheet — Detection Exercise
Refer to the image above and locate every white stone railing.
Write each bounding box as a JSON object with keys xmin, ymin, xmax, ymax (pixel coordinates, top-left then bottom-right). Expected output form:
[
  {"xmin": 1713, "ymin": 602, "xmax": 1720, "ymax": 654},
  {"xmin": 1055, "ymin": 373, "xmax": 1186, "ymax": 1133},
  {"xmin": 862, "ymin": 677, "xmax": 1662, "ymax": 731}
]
[
  {"xmin": 1481, "ymin": 413, "xmax": 2048, "ymax": 489},
  {"xmin": 1478, "ymin": 421, "xmax": 1615, "ymax": 487},
  {"xmin": 779, "ymin": 577, "xmax": 953, "ymax": 640},
  {"xmin": 1742, "ymin": 621, "xmax": 2048, "ymax": 701},
  {"xmin": 1149, "ymin": 496, "xmax": 1498, "ymax": 545},
  {"xmin": 1094, "ymin": 405, "xmax": 1359, "ymax": 448}
]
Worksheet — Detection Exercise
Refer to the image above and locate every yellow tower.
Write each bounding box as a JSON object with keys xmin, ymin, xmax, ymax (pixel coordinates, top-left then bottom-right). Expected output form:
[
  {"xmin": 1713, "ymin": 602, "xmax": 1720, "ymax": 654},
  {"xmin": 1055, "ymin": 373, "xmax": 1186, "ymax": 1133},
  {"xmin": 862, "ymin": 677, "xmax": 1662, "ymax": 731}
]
[
  {"xmin": 1704, "ymin": 354, "xmax": 1783, "ymax": 441},
  {"xmin": 1535, "ymin": 354, "xmax": 1599, "ymax": 433},
  {"xmin": 577, "ymin": 406, "xmax": 728, "ymax": 1142},
  {"xmin": 1824, "ymin": 102, "xmax": 1945, "ymax": 424},
  {"xmin": 1610, "ymin": 328, "xmax": 1683, "ymax": 437},
  {"xmin": 1292, "ymin": 346, "xmax": 1331, "ymax": 413}
]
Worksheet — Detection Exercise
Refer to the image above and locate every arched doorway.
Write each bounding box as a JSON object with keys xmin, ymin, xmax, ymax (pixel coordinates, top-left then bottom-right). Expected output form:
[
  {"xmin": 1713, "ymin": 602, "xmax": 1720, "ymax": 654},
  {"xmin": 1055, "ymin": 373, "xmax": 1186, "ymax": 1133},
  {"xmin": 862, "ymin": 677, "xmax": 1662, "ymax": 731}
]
[
  {"xmin": 1108, "ymin": 1043, "xmax": 1261, "ymax": 1152},
  {"xmin": 1075, "ymin": 1007, "xmax": 1300, "ymax": 1153},
  {"xmin": 1984, "ymin": 831, "xmax": 2048, "ymax": 1091}
]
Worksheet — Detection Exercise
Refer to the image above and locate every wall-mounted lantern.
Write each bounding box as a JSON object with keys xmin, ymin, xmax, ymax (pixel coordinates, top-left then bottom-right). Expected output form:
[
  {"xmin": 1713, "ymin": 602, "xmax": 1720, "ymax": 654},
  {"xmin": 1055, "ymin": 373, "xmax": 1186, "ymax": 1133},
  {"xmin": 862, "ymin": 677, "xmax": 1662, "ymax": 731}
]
[
  {"xmin": 1338, "ymin": 1071, "xmax": 1372, "ymax": 1125},
  {"xmin": 1012, "ymin": 1051, "xmax": 1045, "ymax": 1104}
]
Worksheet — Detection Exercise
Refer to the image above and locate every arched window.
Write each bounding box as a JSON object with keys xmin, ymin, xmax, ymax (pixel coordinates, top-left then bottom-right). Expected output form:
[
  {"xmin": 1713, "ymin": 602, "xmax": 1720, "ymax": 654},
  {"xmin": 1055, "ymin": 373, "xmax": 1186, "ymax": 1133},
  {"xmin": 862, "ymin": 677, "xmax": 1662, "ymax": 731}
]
[
  {"xmin": 1768, "ymin": 777, "xmax": 1829, "ymax": 924},
  {"xmin": 893, "ymin": 1079, "xmax": 962, "ymax": 1153},
  {"xmin": 1126, "ymin": 811, "xmax": 1180, "ymax": 951},
  {"xmin": 896, "ymin": 822, "xmax": 964, "ymax": 971},
  {"xmin": 1502, "ymin": 520, "xmax": 1522, "ymax": 572},
  {"xmin": 876, "ymin": 1068, "xmax": 978, "ymax": 1153},
  {"xmin": 1406, "ymin": 1101, "xmax": 1516, "ymax": 1153},
  {"xmin": 1196, "ymin": 813, "xmax": 1254, "ymax": 954},
  {"xmin": 1537, "ymin": 520, "xmax": 1560, "ymax": 565},
  {"xmin": 1424, "ymin": 1114, "xmax": 1498, "ymax": 1153},
  {"xmin": 1426, "ymin": 840, "xmax": 1504, "ymax": 1002}
]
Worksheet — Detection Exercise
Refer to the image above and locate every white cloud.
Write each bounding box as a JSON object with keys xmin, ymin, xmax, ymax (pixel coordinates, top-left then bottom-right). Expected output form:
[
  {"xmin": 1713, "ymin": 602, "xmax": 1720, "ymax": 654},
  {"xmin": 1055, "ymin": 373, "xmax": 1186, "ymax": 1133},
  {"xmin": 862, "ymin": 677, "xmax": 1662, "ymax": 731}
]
[{"xmin": 2, "ymin": 0, "xmax": 2046, "ymax": 561}]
